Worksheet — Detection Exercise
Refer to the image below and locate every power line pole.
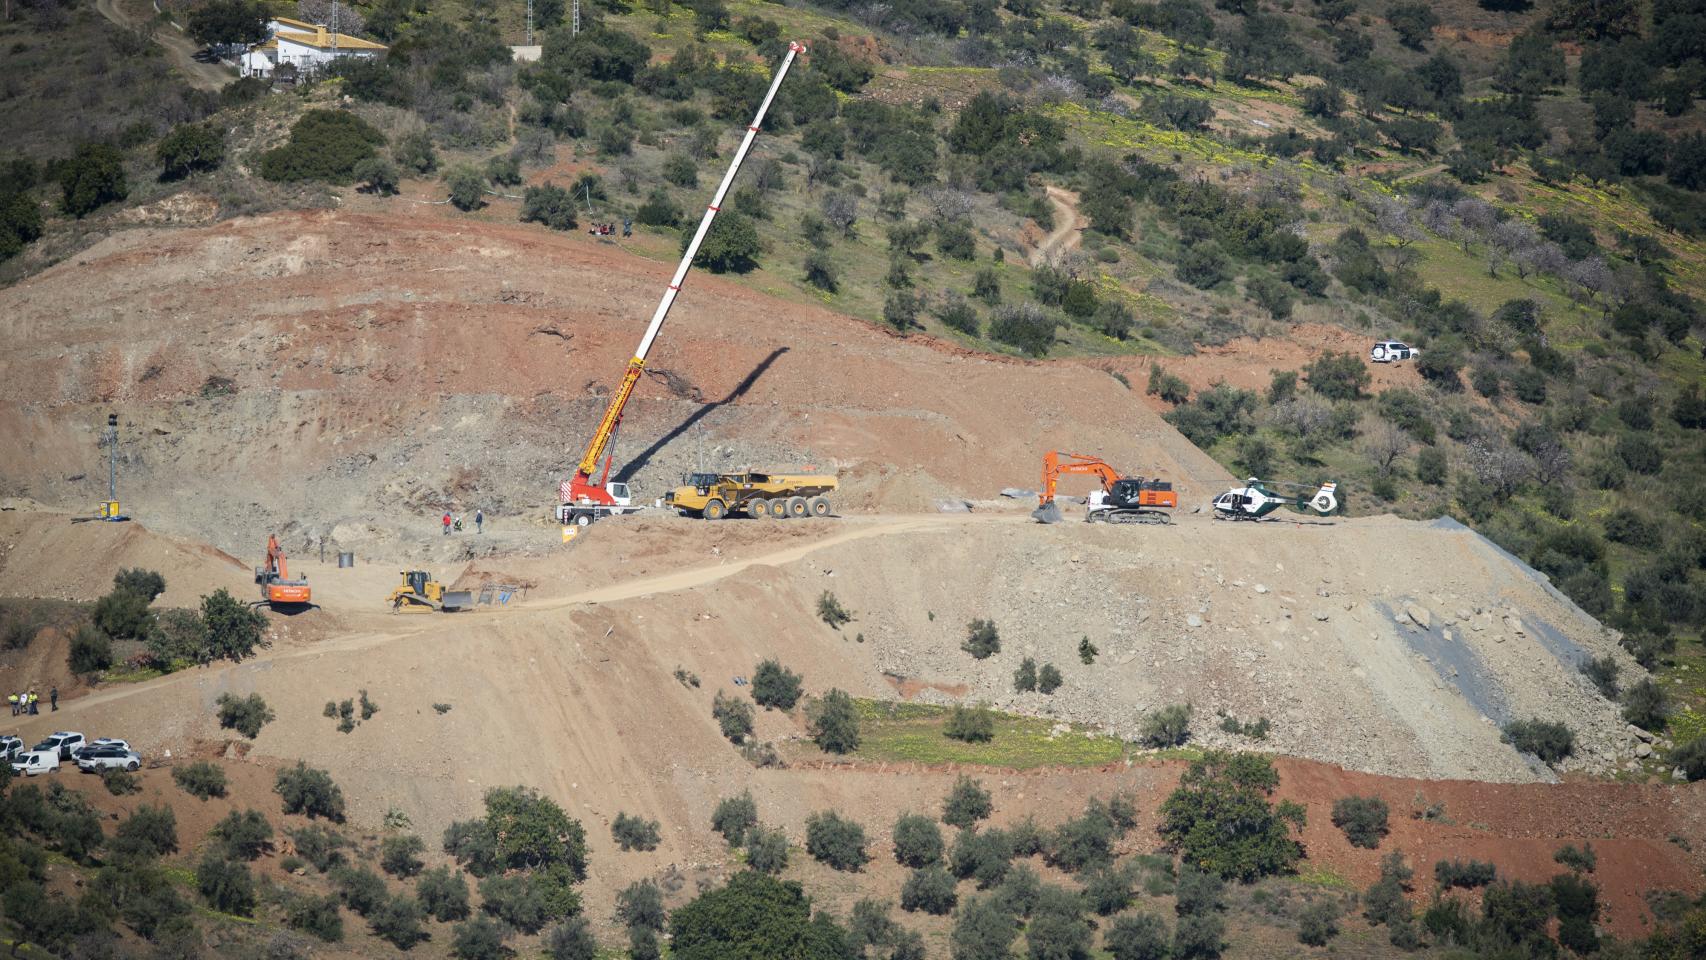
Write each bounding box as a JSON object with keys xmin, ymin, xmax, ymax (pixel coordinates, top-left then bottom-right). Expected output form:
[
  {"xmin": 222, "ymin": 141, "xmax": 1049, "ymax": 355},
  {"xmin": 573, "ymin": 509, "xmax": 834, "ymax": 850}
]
[
  {"xmin": 525, "ymin": 0, "xmax": 533, "ymax": 44},
  {"xmin": 571, "ymin": 0, "xmax": 579, "ymax": 34}
]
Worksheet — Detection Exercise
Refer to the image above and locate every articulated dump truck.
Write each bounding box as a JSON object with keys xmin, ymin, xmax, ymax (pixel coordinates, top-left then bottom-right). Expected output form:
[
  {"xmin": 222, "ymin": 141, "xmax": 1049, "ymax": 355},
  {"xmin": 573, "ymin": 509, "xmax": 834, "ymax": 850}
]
[{"xmin": 664, "ymin": 471, "xmax": 839, "ymax": 520}]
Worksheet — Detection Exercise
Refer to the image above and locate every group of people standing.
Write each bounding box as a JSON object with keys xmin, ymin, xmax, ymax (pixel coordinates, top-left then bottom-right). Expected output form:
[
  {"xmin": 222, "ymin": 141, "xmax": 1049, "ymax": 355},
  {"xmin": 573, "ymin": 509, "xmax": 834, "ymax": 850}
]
[
  {"xmin": 7, "ymin": 687, "xmax": 55, "ymax": 715},
  {"xmin": 441, "ymin": 509, "xmax": 485, "ymax": 536}
]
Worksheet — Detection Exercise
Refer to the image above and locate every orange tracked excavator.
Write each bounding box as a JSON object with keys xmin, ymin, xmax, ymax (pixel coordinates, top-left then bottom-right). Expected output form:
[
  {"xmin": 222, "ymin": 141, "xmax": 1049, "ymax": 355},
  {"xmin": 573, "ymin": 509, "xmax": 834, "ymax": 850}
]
[
  {"xmin": 256, "ymin": 535, "xmax": 311, "ymax": 608},
  {"xmin": 1033, "ymin": 451, "xmax": 1177, "ymax": 525}
]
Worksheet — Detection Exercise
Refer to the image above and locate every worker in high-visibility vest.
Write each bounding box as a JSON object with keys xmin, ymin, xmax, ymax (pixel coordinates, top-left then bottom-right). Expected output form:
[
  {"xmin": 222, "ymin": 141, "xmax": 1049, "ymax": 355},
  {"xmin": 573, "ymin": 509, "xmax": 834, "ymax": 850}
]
[
  {"xmin": 27, "ymin": 691, "xmax": 39, "ymax": 715},
  {"xmin": 6, "ymin": 692, "xmax": 16, "ymax": 716}
]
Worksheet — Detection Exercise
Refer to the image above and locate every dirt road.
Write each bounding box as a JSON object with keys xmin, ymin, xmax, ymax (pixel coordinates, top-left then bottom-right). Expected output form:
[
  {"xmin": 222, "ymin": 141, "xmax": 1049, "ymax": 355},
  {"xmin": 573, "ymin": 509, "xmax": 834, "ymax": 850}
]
[
  {"xmin": 1029, "ymin": 185, "xmax": 1084, "ymax": 266},
  {"xmin": 94, "ymin": 0, "xmax": 234, "ymax": 92}
]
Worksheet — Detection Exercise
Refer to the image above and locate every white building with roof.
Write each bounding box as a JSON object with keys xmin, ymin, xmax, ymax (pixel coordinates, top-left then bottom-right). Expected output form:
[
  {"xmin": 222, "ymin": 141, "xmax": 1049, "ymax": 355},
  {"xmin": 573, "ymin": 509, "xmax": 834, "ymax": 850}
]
[{"xmin": 241, "ymin": 16, "xmax": 386, "ymax": 81}]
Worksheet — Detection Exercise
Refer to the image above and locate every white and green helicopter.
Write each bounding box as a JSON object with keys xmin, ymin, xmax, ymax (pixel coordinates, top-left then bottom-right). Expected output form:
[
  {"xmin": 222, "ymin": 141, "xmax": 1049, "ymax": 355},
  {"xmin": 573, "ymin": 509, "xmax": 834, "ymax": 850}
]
[{"xmin": 1212, "ymin": 478, "xmax": 1339, "ymax": 520}]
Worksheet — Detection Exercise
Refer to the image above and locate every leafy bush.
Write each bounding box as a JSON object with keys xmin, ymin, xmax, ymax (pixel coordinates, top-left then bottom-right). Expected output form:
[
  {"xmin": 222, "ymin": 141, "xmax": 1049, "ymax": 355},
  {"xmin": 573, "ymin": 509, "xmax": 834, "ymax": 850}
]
[
  {"xmin": 892, "ymin": 813, "xmax": 943, "ymax": 867},
  {"xmin": 201, "ymin": 588, "xmax": 268, "ymax": 662},
  {"xmin": 962, "ymin": 618, "xmax": 1000, "ymax": 658},
  {"xmin": 945, "ymin": 703, "xmax": 995, "ymax": 743},
  {"xmin": 210, "ymin": 809, "xmax": 272, "ymax": 860},
  {"xmin": 1330, "ymin": 796, "xmax": 1389, "ymax": 849},
  {"xmin": 369, "ymin": 895, "xmax": 428, "ymax": 950},
  {"xmin": 1434, "ymin": 858, "xmax": 1497, "ymax": 888},
  {"xmin": 521, "ymin": 183, "xmax": 578, "ymax": 230},
  {"xmin": 636, "ymin": 187, "xmax": 681, "ymax": 227},
  {"xmin": 332, "ymin": 865, "xmax": 388, "ymax": 916},
  {"xmin": 687, "ymin": 211, "xmax": 762, "ymax": 273},
  {"xmin": 275, "ymin": 763, "xmax": 346, "ymax": 821},
  {"xmin": 157, "ymin": 123, "xmax": 224, "ymax": 180},
  {"xmin": 806, "ymin": 811, "xmax": 869, "ymax": 871},
  {"xmin": 198, "ymin": 851, "xmax": 257, "ymax": 916},
  {"xmin": 751, "ymin": 659, "xmax": 803, "ymax": 710},
  {"xmin": 1159, "ymin": 752, "xmax": 1306, "ymax": 881},
  {"xmin": 1014, "ymin": 657, "xmax": 1037, "ymax": 692},
  {"xmin": 68, "ymin": 624, "xmax": 113, "ymax": 675},
  {"xmin": 59, "ymin": 143, "xmax": 128, "ymax": 217},
  {"xmin": 809, "ymin": 688, "xmax": 860, "ymax": 754},
  {"xmin": 712, "ymin": 690, "xmax": 754, "ymax": 743},
  {"xmin": 743, "ymin": 824, "xmax": 789, "ymax": 874},
  {"xmin": 103, "ymin": 769, "xmax": 141, "ymax": 795},
  {"xmin": 1084, "ymin": 865, "xmax": 1136, "ymax": 915},
  {"xmin": 900, "ymin": 865, "xmax": 957, "ymax": 915},
  {"xmin": 1037, "ymin": 663, "xmax": 1063, "ymax": 694},
  {"xmin": 1554, "ymin": 842, "xmax": 1596, "ymax": 873},
  {"xmin": 1142, "ymin": 702, "xmax": 1193, "ymax": 747},
  {"xmin": 1622, "ymin": 678, "xmax": 1670, "ymax": 731},
  {"xmin": 417, "ymin": 865, "xmax": 471, "ymax": 922},
  {"xmin": 612, "ymin": 812, "xmax": 662, "ymax": 851},
  {"xmin": 172, "ymin": 761, "xmax": 228, "ymax": 799},
  {"xmin": 290, "ymin": 825, "xmax": 347, "ymax": 872},
  {"xmin": 451, "ymin": 915, "xmax": 508, "ymax": 960},
  {"xmin": 989, "ymin": 302, "xmax": 1058, "ymax": 356},
  {"xmin": 393, "ymin": 130, "xmax": 438, "ymax": 174},
  {"xmin": 479, "ymin": 873, "xmax": 552, "ymax": 933},
  {"xmin": 952, "ymin": 828, "xmax": 1015, "ymax": 888},
  {"xmin": 259, "ymin": 111, "xmax": 384, "ymax": 184},
  {"xmin": 287, "ymin": 893, "xmax": 344, "ymax": 941},
  {"xmin": 1045, "ymin": 798, "xmax": 1131, "ymax": 873},
  {"xmin": 1106, "ymin": 912, "xmax": 1170, "ymax": 959},
  {"xmin": 544, "ymin": 917, "xmax": 599, "ymax": 960},
  {"xmin": 446, "ymin": 165, "xmax": 486, "ymax": 211},
  {"xmin": 115, "ymin": 804, "xmax": 178, "ymax": 858},
  {"xmin": 615, "ymin": 880, "xmax": 666, "ymax": 931},
  {"xmin": 1501, "ymin": 718, "xmax": 1574, "ymax": 764},
  {"xmin": 380, "ymin": 833, "xmax": 425, "ymax": 878},
  {"xmin": 943, "ymin": 775, "xmax": 993, "ymax": 829},
  {"xmin": 1297, "ymin": 900, "xmax": 1339, "ymax": 946},
  {"xmin": 1579, "ymin": 655, "xmax": 1620, "ymax": 698},
  {"xmin": 1305, "ymin": 352, "xmax": 1370, "ymax": 401},
  {"xmin": 817, "ymin": 591, "xmax": 854, "ymax": 629},
  {"xmin": 216, "ymin": 692, "xmax": 274, "ymax": 739},
  {"xmin": 711, "ymin": 791, "xmax": 758, "ymax": 845}
]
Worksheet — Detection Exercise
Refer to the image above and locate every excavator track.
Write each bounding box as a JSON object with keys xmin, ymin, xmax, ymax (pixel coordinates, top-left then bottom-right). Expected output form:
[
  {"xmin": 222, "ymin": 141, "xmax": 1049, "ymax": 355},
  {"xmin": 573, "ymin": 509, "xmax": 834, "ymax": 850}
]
[{"xmin": 1090, "ymin": 509, "xmax": 1172, "ymax": 525}]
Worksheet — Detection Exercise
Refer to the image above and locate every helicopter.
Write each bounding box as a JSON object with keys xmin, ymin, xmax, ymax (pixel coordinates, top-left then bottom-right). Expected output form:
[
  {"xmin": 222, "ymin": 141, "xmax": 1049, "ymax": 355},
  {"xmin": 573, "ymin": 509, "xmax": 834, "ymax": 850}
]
[{"xmin": 1212, "ymin": 478, "xmax": 1338, "ymax": 520}]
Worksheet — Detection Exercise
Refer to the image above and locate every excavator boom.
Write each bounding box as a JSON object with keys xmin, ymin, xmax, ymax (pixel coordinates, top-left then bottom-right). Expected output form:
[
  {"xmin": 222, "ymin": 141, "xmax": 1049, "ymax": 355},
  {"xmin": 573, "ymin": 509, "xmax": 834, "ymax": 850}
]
[
  {"xmin": 561, "ymin": 41, "xmax": 807, "ymax": 509},
  {"xmin": 257, "ymin": 534, "xmax": 311, "ymax": 606}
]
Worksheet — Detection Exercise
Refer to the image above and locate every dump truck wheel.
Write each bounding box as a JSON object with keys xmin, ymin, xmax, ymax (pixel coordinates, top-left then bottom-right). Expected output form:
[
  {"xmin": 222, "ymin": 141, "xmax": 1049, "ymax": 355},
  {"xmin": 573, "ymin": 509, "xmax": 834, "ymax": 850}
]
[
  {"xmin": 745, "ymin": 499, "xmax": 769, "ymax": 517},
  {"xmin": 768, "ymin": 498, "xmax": 790, "ymax": 519},
  {"xmin": 787, "ymin": 496, "xmax": 809, "ymax": 518},
  {"xmin": 704, "ymin": 499, "xmax": 728, "ymax": 520},
  {"xmin": 808, "ymin": 496, "xmax": 831, "ymax": 517}
]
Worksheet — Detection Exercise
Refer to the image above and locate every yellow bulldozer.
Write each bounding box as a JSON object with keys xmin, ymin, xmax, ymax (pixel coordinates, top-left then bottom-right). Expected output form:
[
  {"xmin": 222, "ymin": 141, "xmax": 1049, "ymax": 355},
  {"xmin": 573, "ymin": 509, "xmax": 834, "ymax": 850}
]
[
  {"xmin": 387, "ymin": 571, "xmax": 473, "ymax": 613},
  {"xmin": 663, "ymin": 470, "xmax": 838, "ymax": 520}
]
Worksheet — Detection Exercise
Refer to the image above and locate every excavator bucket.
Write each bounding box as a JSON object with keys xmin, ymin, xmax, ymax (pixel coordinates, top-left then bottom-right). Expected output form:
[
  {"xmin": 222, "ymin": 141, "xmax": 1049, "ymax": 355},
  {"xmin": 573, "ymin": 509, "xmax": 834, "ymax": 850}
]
[{"xmin": 1032, "ymin": 501, "xmax": 1065, "ymax": 524}]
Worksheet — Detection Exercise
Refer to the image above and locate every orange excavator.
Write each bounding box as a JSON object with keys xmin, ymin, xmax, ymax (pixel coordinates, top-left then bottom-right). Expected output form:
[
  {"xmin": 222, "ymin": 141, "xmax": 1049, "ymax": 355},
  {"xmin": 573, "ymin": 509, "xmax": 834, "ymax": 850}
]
[
  {"xmin": 1033, "ymin": 451, "xmax": 1177, "ymax": 525},
  {"xmin": 255, "ymin": 535, "xmax": 311, "ymax": 608}
]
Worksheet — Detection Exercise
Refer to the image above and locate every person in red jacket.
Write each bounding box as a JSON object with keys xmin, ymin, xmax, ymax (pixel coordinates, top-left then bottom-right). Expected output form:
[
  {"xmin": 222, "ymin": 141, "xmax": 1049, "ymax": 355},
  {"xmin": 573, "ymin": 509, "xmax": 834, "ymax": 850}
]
[{"xmin": 442, "ymin": 513, "xmax": 452, "ymax": 536}]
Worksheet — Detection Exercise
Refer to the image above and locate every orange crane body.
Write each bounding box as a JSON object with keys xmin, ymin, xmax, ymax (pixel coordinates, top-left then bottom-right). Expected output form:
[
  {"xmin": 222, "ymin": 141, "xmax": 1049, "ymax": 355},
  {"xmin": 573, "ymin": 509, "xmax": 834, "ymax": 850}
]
[
  {"xmin": 257, "ymin": 534, "xmax": 311, "ymax": 606},
  {"xmin": 1034, "ymin": 451, "xmax": 1176, "ymax": 524}
]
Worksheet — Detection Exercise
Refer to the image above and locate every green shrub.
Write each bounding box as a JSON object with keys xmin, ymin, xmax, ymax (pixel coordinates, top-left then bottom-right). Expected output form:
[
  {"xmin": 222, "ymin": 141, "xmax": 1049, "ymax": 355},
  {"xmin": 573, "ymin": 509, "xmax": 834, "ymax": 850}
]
[
  {"xmin": 615, "ymin": 880, "xmax": 666, "ymax": 931},
  {"xmin": 742, "ymin": 824, "xmax": 789, "ymax": 874},
  {"xmin": 198, "ymin": 851, "xmax": 256, "ymax": 916},
  {"xmin": 711, "ymin": 791, "xmax": 758, "ymax": 845},
  {"xmin": 393, "ymin": 130, "xmax": 437, "ymax": 174},
  {"xmin": 369, "ymin": 895, "xmax": 428, "ymax": 949},
  {"xmin": 521, "ymin": 182, "xmax": 578, "ymax": 230},
  {"xmin": 380, "ymin": 833, "xmax": 425, "ymax": 878},
  {"xmin": 1297, "ymin": 900, "xmax": 1339, "ymax": 946},
  {"xmin": 1622, "ymin": 678, "xmax": 1670, "ymax": 731},
  {"xmin": 1554, "ymin": 842, "xmax": 1596, "ymax": 873},
  {"xmin": 287, "ymin": 893, "xmax": 344, "ymax": 941},
  {"xmin": 1014, "ymin": 657, "xmax": 1037, "ymax": 692},
  {"xmin": 804, "ymin": 250, "xmax": 839, "ymax": 292},
  {"xmin": 612, "ymin": 812, "xmax": 662, "ymax": 851},
  {"xmin": 988, "ymin": 302, "xmax": 1058, "ymax": 356},
  {"xmin": 115, "ymin": 804, "xmax": 178, "ymax": 859},
  {"xmin": 943, "ymin": 775, "xmax": 993, "ymax": 828},
  {"xmin": 446, "ymin": 165, "xmax": 486, "ymax": 211},
  {"xmin": 817, "ymin": 591, "xmax": 853, "ymax": 628},
  {"xmin": 1142, "ymin": 702, "xmax": 1193, "ymax": 747},
  {"xmin": 545, "ymin": 916, "xmax": 599, "ymax": 960},
  {"xmin": 1159, "ymin": 752, "xmax": 1306, "ymax": 881},
  {"xmin": 962, "ymin": 618, "xmax": 1000, "ymax": 658},
  {"xmin": 1105, "ymin": 912, "xmax": 1170, "ymax": 959},
  {"xmin": 1501, "ymin": 718, "xmax": 1574, "ymax": 764},
  {"xmin": 1673, "ymin": 736, "xmax": 1706, "ymax": 781},
  {"xmin": 102, "ymin": 769, "xmax": 142, "ymax": 795},
  {"xmin": 59, "ymin": 143, "xmax": 128, "ymax": 217},
  {"xmin": 1362, "ymin": 852, "xmax": 1413, "ymax": 929},
  {"xmin": 900, "ymin": 865, "xmax": 957, "ymax": 914},
  {"xmin": 1551, "ymin": 872, "xmax": 1600, "ymax": 954},
  {"xmin": 451, "ymin": 915, "xmax": 508, "ymax": 960},
  {"xmin": 215, "ymin": 692, "xmax": 274, "ymax": 739},
  {"xmin": 805, "ymin": 811, "xmax": 868, "ymax": 872},
  {"xmin": 332, "ymin": 865, "xmax": 388, "ymax": 916},
  {"xmin": 157, "ymin": 123, "xmax": 224, "ymax": 180},
  {"xmin": 892, "ymin": 813, "xmax": 943, "ymax": 868},
  {"xmin": 1037, "ymin": 663, "xmax": 1063, "ymax": 694},
  {"xmin": 201, "ymin": 588, "xmax": 268, "ymax": 662},
  {"xmin": 944, "ymin": 703, "xmax": 995, "ymax": 743},
  {"xmin": 172, "ymin": 761, "xmax": 227, "ymax": 799},
  {"xmin": 210, "ymin": 809, "xmax": 272, "ymax": 860},
  {"xmin": 1330, "ymin": 796, "xmax": 1389, "ymax": 849},
  {"xmin": 1084, "ymin": 865, "xmax": 1135, "ymax": 915},
  {"xmin": 951, "ymin": 894, "xmax": 1019, "ymax": 959},
  {"xmin": 712, "ymin": 690, "xmax": 754, "ymax": 743},
  {"xmin": 1434, "ymin": 858, "xmax": 1496, "ymax": 888},
  {"xmin": 485, "ymin": 153, "xmax": 522, "ymax": 187},
  {"xmin": 290, "ymin": 824, "xmax": 347, "ymax": 872},
  {"xmin": 809, "ymin": 688, "xmax": 860, "ymax": 753},
  {"xmin": 1579, "ymin": 655, "xmax": 1620, "ymax": 699},
  {"xmin": 417, "ymin": 866, "xmax": 471, "ymax": 922},
  {"xmin": 1079, "ymin": 637, "xmax": 1098, "ymax": 664},
  {"xmin": 478, "ymin": 873, "xmax": 552, "ymax": 933},
  {"xmin": 751, "ymin": 659, "xmax": 803, "ymax": 710},
  {"xmin": 0, "ymin": 188, "xmax": 44, "ymax": 261},
  {"xmin": 275, "ymin": 762, "xmax": 346, "ymax": 821},
  {"xmin": 1305, "ymin": 351, "xmax": 1370, "ymax": 401},
  {"xmin": 259, "ymin": 111, "xmax": 384, "ymax": 184},
  {"xmin": 687, "ymin": 210, "xmax": 762, "ymax": 273},
  {"xmin": 1148, "ymin": 365, "xmax": 1191, "ymax": 404},
  {"xmin": 68, "ymin": 624, "xmax": 113, "ymax": 675},
  {"xmin": 636, "ymin": 187, "xmax": 681, "ymax": 227},
  {"xmin": 669, "ymin": 870, "xmax": 849, "ymax": 960},
  {"xmin": 1045, "ymin": 798, "xmax": 1130, "ymax": 874}
]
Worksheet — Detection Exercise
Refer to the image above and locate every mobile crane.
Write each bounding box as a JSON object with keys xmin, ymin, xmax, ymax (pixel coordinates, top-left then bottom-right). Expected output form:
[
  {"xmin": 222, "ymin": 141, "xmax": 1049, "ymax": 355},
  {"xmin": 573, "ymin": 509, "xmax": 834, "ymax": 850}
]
[
  {"xmin": 1032, "ymin": 451, "xmax": 1178, "ymax": 525},
  {"xmin": 555, "ymin": 41, "xmax": 807, "ymax": 526}
]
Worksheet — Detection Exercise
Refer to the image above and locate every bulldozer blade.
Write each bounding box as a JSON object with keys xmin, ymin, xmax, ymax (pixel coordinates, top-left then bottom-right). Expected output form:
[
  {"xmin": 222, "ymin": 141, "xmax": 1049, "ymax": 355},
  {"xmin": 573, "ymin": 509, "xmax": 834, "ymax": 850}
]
[
  {"xmin": 440, "ymin": 591, "xmax": 474, "ymax": 612},
  {"xmin": 1031, "ymin": 501, "xmax": 1065, "ymax": 524}
]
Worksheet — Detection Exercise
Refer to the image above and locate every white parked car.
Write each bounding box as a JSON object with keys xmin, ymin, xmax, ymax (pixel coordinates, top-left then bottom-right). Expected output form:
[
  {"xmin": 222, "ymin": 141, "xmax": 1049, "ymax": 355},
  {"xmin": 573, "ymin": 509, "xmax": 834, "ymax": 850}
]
[
  {"xmin": 1370, "ymin": 340, "xmax": 1419, "ymax": 363},
  {"xmin": 11, "ymin": 750, "xmax": 59, "ymax": 776},
  {"xmin": 33, "ymin": 731, "xmax": 85, "ymax": 760},
  {"xmin": 0, "ymin": 735, "xmax": 22, "ymax": 763},
  {"xmin": 77, "ymin": 747, "xmax": 141, "ymax": 772}
]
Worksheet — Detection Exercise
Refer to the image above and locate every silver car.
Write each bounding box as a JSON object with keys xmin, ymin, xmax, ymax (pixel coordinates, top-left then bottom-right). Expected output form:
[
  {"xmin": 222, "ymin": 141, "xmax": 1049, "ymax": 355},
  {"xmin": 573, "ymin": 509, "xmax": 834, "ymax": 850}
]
[{"xmin": 77, "ymin": 746, "xmax": 141, "ymax": 772}]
